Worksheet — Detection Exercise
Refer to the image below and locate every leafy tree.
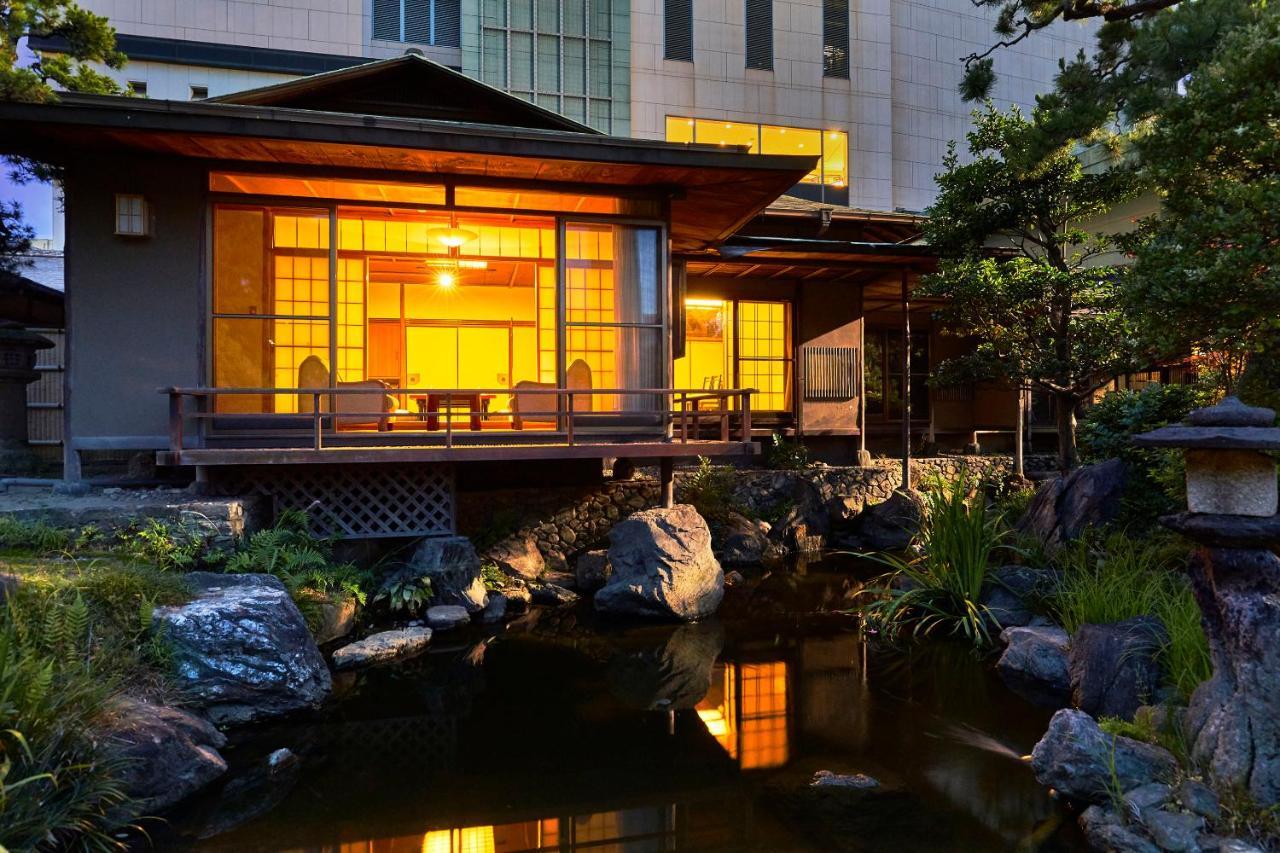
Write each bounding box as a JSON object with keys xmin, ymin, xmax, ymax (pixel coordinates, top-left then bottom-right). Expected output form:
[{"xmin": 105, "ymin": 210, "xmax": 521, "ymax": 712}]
[
  {"xmin": 1121, "ymin": 6, "xmax": 1280, "ymax": 405},
  {"xmin": 1, "ymin": 2, "xmax": 124, "ymax": 269},
  {"xmin": 920, "ymin": 105, "xmax": 1142, "ymax": 471},
  {"xmin": 0, "ymin": 201, "xmax": 34, "ymax": 276},
  {"xmin": 1, "ymin": 0, "xmax": 124, "ymax": 102}
]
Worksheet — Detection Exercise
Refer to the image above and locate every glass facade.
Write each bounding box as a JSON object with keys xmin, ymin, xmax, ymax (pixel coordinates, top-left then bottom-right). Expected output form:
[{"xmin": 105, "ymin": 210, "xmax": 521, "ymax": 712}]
[{"xmin": 464, "ymin": 0, "xmax": 632, "ymax": 135}]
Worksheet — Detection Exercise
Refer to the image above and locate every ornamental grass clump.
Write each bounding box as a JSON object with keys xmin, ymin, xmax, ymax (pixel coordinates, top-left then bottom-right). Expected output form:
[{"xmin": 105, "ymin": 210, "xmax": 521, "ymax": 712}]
[
  {"xmin": 859, "ymin": 475, "xmax": 1009, "ymax": 648},
  {"xmin": 1052, "ymin": 532, "xmax": 1211, "ymax": 699}
]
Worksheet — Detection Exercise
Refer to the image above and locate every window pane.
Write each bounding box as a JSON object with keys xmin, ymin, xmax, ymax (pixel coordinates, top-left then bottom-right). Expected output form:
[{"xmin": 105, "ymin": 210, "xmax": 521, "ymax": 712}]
[
  {"xmin": 666, "ymin": 116, "xmax": 695, "ymax": 143},
  {"xmin": 761, "ymin": 125, "xmax": 822, "ymax": 182},
  {"xmin": 664, "ymin": 0, "xmax": 693, "ymax": 61},
  {"xmin": 565, "ymin": 223, "xmax": 660, "ymax": 325},
  {"xmin": 822, "ymin": 129, "xmax": 849, "ymax": 188},
  {"xmin": 737, "ymin": 300, "xmax": 790, "ymax": 411},
  {"xmin": 745, "ymin": 0, "xmax": 773, "ymax": 70},
  {"xmin": 213, "ymin": 206, "xmax": 266, "ymax": 314},
  {"xmin": 822, "ymin": 0, "xmax": 850, "ymax": 78},
  {"xmin": 694, "ymin": 118, "xmax": 757, "ymax": 150}
]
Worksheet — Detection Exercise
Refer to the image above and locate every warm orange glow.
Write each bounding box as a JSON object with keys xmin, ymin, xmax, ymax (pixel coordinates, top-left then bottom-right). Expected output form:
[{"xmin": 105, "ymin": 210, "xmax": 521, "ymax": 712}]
[
  {"xmin": 695, "ymin": 660, "xmax": 790, "ymax": 770},
  {"xmin": 421, "ymin": 826, "xmax": 495, "ymax": 853},
  {"xmin": 431, "ymin": 227, "xmax": 478, "ymax": 248},
  {"xmin": 436, "ymin": 271, "xmax": 457, "ymax": 288},
  {"xmin": 665, "ymin": 117, "xmax": 849, "ymax": 186}
]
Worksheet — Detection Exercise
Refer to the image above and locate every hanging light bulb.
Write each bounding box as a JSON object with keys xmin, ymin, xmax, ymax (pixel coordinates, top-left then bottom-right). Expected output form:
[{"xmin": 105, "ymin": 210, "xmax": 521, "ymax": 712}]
[
  {"xmin": 430, "ymin": 226, "xmax": 477, "ymax": 249},
  {"xmin": 437, "ymin": 270, "xmax": 456, "ymax": 288}
]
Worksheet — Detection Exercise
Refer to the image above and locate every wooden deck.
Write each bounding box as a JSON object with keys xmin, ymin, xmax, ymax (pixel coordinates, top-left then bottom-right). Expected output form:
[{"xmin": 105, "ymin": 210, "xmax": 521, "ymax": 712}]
[{"xmin": 157, "ymin": 438, "xmax": 755, "ymax": 467}]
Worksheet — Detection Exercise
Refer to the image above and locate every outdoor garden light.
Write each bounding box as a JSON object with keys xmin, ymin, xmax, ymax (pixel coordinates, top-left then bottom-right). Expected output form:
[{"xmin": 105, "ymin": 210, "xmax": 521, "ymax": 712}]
[{"xmin": 1135, "ymin": 396, "xmax": 1279, "ymax": 517}]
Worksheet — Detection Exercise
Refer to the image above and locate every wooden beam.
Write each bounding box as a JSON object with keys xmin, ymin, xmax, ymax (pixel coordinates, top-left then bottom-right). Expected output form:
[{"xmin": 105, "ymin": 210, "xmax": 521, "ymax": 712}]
[
  {"xmin": 901, "ymin": 270, "xmax": 912, "ymax": 491},
  {"xmin": 157, "ymin": 440, "xmax": 757, "ymax": 467}
]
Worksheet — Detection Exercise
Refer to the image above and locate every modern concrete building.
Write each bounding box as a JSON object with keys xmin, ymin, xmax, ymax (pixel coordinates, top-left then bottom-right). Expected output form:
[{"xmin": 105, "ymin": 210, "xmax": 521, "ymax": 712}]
[{"xmin": 41, "ymin": 0, "xmax": 1095, "ymax": 211}]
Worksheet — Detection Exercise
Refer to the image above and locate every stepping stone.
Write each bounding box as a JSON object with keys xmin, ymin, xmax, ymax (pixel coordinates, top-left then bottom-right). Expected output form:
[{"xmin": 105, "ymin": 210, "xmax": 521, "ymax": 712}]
[
  {"xmin": 426, "ymin": 605, "xmax": 471, "ymax": 630},
  {"xmin": 331, "ymin": 627, "xmax": 433, "ymax": 670}
]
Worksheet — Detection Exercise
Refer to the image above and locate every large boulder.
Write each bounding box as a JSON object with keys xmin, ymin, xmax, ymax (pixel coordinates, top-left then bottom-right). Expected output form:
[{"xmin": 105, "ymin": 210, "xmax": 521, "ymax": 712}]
[
  {"xmin": 153, "ymin": 573, "xmax": 331, "ymax": 725},
  {"xmin": 596, "ymin": 504, "xmax": 724, "ymax": 621},
  {"xmin": 390, "ymin": 535, "xmax": 488, "ymax": 613},
  {"xmin": 714, "ymin": 511, "xmax": 782, "ymax": 565},
  {"xmin": 101, "ymin": 696, "xmax": 227, "ymax": 812},
  {"xmin": 1031, "ymin": 709, "xmax": 1178, "ymax": 805},
  {"xmin": 846, "ymin": 489, "xmax": 925, "ymax": 552},
  {"xmin": 1070, "ymin": 616, "xmax": 1168, "ymax": 720},
  {"xmin": 607, "ymin": 622, "xmax": 724, "ymax": 709},
  {"xmin": 1184, "ymin": 547, "xmax": 1280, "ymax": 804},
  {"xmin": 981, "ymin": 565, "xmax": 1049, "ymax": 629},
  {"xmin": 1018, "ymin": 459, "xmax": 1127, "ymax": 550},
  {"xmin": 996, "ymin": 625, "xmax": 1071, "ymax": 708},
  {"xmin": 484, "ymin": 533, "xmax": 545, "ymax": 581}
]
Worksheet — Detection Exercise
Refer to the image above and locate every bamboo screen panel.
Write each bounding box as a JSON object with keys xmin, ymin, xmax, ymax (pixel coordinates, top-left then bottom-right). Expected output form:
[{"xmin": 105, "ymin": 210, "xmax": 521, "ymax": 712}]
[{"xmin": 802, "ymin": 345, "xmax": 858, "ymax": 400}]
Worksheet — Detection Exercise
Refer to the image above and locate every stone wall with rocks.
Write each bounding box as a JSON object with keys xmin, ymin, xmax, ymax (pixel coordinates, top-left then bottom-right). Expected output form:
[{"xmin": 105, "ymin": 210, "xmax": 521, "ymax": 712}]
[{"xmin": 461, "ymin": 454, "xmax": 1052, "ymax": 571}]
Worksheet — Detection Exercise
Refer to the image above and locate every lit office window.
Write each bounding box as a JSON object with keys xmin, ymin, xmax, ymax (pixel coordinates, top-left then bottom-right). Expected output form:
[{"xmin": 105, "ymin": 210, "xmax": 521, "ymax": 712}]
[{"xmin": 665, "ymin": 117, "xmax": 847, "ymax": 187}]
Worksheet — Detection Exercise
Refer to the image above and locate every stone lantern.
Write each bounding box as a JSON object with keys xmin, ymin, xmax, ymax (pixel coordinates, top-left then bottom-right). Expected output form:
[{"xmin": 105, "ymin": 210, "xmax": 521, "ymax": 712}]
[
  {"xmin": 1134, "ymin": 395, "xmax": 1280, "ymax": 805},
  {"xmin": 0, "ymin": 321, "xmax": 54, "ymax": 474}
]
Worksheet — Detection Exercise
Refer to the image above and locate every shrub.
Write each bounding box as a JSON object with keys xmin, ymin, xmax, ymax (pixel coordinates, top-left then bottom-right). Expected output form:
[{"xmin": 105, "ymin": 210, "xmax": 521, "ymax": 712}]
[
  {"xmin": 681, "ymin": 457, "xmax": 743, "ymax": 523},
  {"xmin": 224, "ymin": 510, "xmax": 371, "ymax": 631},
  {"xmin": 0, "ymin": 516, "xmax": 75, "ymax": 554},
  {"xmin": 374, "ymin": 574, "xmax": 433, "ymax": 614},
  {"xmin": 118, "ymin": 517, "xmax": 216, "ymax": 571},
  {"xmin": 1078, "ymin": 384, "xmax": 1214, "ymax": 525},
  {"xmin": 762, "ymin": 434, "xmax": 810, "ymax": 471},
  {"xmin": 858, "ymin": 475, "xmax": 1009, "ymax": 647},
  {"xmin": 0, "ymin": 557, "xmax": 191, "ymax": 850},
  {"xmin": 1052, "ymin": 532, "xmax": 1211, "ymax": 698},
  {"xmin": 480, "ymin": 561, "xmax": 506, "ymax": 591}
]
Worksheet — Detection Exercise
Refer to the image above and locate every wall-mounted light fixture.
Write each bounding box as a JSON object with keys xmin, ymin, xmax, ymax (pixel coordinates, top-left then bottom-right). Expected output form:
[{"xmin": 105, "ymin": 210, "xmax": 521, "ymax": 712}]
[{"xmin": 114, "ymin": 194, "xmax": 150, "ymax": 237}]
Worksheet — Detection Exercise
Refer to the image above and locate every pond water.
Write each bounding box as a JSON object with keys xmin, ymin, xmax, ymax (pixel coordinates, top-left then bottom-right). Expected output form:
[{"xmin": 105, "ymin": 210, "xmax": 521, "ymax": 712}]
[{"xmin": 157, "ymin": 554, "xmax": 1084, "ymax": 852}]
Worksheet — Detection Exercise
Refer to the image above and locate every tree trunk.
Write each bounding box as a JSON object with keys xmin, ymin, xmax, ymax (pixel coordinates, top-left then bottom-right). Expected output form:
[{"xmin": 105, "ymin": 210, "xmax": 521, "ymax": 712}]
[{"xmin": 1054, "ymin": 391, "xmax": 1078, "ymax": 472}]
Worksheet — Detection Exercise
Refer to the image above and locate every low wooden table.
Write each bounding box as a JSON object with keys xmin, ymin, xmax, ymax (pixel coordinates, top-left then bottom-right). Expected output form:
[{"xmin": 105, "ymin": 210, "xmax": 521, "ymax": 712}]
[{"xmin": 411, "ymin": 393, "xmax": 496, "ymax": 431}]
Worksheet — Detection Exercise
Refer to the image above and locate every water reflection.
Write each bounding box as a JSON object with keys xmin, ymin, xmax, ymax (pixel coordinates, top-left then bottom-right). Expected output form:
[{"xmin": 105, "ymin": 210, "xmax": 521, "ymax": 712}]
[
  {"xmin": 697, "ymin": 661, "xmax": 790, "ymax": 770},
  {"xmin": 166, "ymin": 558, "xmax": 1082, "ymax": 852}
]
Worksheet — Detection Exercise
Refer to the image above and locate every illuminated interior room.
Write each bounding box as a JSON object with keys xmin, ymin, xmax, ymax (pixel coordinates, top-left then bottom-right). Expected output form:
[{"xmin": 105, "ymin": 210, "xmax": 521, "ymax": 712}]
[{"xmin": 209, "ymin": 173, "xmax": 665, "ymax": 433}]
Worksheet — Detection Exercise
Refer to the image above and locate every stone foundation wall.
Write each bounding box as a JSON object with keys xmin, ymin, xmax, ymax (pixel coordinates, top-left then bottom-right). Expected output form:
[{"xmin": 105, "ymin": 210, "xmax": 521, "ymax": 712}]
[{"xmin": 461, "ymin": 454, "xmax": 1053, "ymax": 569}]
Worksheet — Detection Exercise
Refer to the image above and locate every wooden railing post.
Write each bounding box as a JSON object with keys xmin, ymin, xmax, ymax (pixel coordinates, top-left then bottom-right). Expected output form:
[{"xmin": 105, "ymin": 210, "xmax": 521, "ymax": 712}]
[
  {"xmin": 566, "ymin": 392, "xmax": 575, "ymax": 445},
  {"xmin": 445, "ymin": 392, "xmax": 453, "ymax": 448},
  {"xmin": 312, "ymin": 392, "xmax": 322, "ymax": 450},
  {"xmin": 679, "ymin": 393, "xmax": 688, "ymax": 443},
  {"xmin": 168, "ymin": 391, "xmax": 184, "ymax": 454},
  {"xmin": 741, "ymin": 392, "xmax": 752, "ymax": 442},
  {"xmin": 720, "ymin": 394, "xmax": 730, "ymax": 442}
]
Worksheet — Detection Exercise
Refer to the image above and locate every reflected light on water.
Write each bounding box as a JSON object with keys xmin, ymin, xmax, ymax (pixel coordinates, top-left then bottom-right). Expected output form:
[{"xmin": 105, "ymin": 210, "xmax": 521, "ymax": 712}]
[{"xmin": 695, "ymin": 661, "xmax": 790, "ymax": 770}]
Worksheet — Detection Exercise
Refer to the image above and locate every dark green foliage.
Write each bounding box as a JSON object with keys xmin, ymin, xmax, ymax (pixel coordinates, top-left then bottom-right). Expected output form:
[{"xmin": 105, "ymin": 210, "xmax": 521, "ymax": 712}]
[
  {"xmin": 1079, "ymin": 384, "xmax": 1215, "ymax": 522},
  {"xmin": 762, "ymin": 434, "xmax": 810, "ymax": 471},
  {"xmin": 0, "ymin": 516, "xmax": 76, "ymax": 553},
  {"xmin": 224, "ymin": 510, "xmax": 371, "ymax": 630},
  {"xmin": 1052, "ymin": 532, "xmax": 1211, "ymax": 699},
  {"xmin": 374, "ymin": 574, "xmax": 432, "ymax": 614},
  {"xmin": 858, "ymin": 476, "xmax": 1010, "ymax": 648},
  {"xmin": 0, "ymin": 557, "xmax": 191, "ymax": 850},
  {"xmin": 681, "ymin": 456, "xmax": 745, "ymax": 523},
  {"xmin": 1123, "ymin": 4, "xmax": 1280, "ymax": 398},
  {"xmin": 920, "ymin": 105, "xmax": 1142, "ymax": 470},
  {"xmin": 479, "ymin": 561, "xmax": 505, "ymax": 591},
  {"xmin": 0, "ymin": 201, "xmax": 34, "ymax": 276},
  {"xmin": 118, "ymin": 517, "xmax": 217, "ymax": 571},
  {"xmin": 1, "ymin": 1, "xmax": 125, "ymax": 103}
]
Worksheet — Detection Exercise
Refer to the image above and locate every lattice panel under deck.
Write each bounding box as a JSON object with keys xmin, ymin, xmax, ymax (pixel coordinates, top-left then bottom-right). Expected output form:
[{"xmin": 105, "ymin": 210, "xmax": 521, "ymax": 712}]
[{"xmin": 230, "ymin": 464, "xmax": 455, "ymax": 539}]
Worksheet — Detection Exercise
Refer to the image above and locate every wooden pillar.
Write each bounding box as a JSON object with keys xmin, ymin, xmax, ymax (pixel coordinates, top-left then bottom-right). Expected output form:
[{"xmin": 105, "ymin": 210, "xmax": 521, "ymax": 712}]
[
  {"xmin": 900, "ymin": 271, "xmax": 912, "ymax": 491},
  {"xmin": 660, "ymin": 456, "xmax": 675, "ymax": 508},
  {"xmin": 856, "ymin": 285, "xmax": 871, "ymax": 467},
  {"xmin": 1014, "ymin": 384, "xmax": 1026, "ymax": 477}
]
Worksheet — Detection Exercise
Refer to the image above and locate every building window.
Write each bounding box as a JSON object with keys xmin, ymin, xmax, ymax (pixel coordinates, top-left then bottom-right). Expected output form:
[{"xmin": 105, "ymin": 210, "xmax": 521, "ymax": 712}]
[
  {"xmin": 664, "ymin": 0, "xmax": 693, "ymax": 61},
  {"xmin": 372, "ymin": 0, "xmax": 462, "ymax": 47},
  {"xmin": 674, "ymin": 298, "xmax": 792, "ymax": 413},
  {"xmin": 666, "ymin": 117, "xmax": 848, "ymax": 188},
  {"xmin": 823, "ymin": 0, "xmax": 850, "ymax": 79},
  {"xmin": 190, "ymin": 85, "xmax": 208, "ymax": 100},
  {"xmin": 114, "ymin": 194, "xmax": 148, "ymax": 236},
  {"xmin": 745, "ymin": 0, "xmax": 773, "ymax": 71},
  {"xmin": 864, "ymin": 329, "xmax": 929, "ymax": 420},
  {"xmin": 476, "ymin": 0, "xmax": 622, "ymax": 134},
  {"xmin": 128, "ymin": 80, "xmax": 147, "ymax": 97}
]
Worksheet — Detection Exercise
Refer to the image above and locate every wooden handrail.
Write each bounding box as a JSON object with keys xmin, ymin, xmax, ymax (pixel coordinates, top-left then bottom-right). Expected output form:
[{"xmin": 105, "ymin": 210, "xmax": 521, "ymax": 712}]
[{"xmin": 162, "ymin": 385, "xmax": 759, "ymax": 454}]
